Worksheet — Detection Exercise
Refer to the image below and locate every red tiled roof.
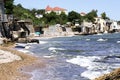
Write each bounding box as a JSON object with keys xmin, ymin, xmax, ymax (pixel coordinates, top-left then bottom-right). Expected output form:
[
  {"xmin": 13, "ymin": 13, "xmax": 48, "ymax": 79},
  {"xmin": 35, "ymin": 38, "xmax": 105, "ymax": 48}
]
[
  {"xmin": 46, "ymin": 5, "xmax": 53, "ymax": 11},
  {"xmin": 45, "ymin": 5, "xmax": 66, "ymax": 11},
  {"xmin": 53, "ymin": 7, "xmax": 66, "ymax": 11},
  {"xmin": 53, "ymin": 7, "xmax": 61, "ymax": 11},
  {"xmin": 80, "ymin": 12, "xmax": 86, "ymax": 15}
]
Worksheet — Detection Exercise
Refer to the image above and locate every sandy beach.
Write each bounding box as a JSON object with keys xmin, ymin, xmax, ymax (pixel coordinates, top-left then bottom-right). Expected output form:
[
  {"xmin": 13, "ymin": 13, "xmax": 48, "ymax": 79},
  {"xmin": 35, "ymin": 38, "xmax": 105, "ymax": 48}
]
[{"xmin": 0, "ymin": 46, "xmax": 45, "ymax": 80}]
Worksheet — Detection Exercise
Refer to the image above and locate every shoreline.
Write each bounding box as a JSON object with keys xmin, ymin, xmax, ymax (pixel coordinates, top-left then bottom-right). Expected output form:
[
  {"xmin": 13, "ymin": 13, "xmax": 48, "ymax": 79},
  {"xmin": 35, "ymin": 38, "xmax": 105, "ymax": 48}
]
[
  {"xmin": 35, "ymin": 35, "xmax": 120, "ymax": 80},
  {"xmin": 0, "ymin": 46, "xmax": 46, "ymax": 80},
  {"xmin": 95, "ymin": 68, "xmax": 120, "ymax": 80},
  {"xmin": 27, "ymin": 35, "xmax": 120, "ymax": 80},
  {"xmin": 1, "ymin": 34, "xmax": 120, "ymax": 80}
]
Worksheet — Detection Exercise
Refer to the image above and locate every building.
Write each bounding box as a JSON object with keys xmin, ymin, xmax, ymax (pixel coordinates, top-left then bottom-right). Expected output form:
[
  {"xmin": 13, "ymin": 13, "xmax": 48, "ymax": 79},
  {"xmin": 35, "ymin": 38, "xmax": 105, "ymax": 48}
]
[
  {"xmin": 95, "ymin": 17, "xmax": 107, "ymax": 33},
  {"xmin": 109, "ymin": 20, "xmax": 120, "ymax": 32},
  {"xmin": 45, "ymin": 5, "xmax": 67, "ymax": 15},
  {"xmin": 0, "ymin": 0, "xmax": 5, "ymax": 21},
  {"xmin": 35, "ymin": 13, "xmax": 43, "ymax": 18},
  {"xmin": 80, "ymin": 12, "xmax": 86, "ymax": 16},
  {"xmin": 81, "ymin": 20, "xmax": 93, "ymax": 34}
]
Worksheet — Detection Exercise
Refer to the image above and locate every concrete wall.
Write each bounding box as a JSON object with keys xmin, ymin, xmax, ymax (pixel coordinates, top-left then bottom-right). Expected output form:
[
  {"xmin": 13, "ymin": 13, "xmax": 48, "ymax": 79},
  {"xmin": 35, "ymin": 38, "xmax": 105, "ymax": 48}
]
[
  {"xmin": 43, "ymin": 25, "xmax": 74, "ymax": 37},
  {"xmin": 0, "ymin": 0, "xmax": 4, "ymax": 21}
]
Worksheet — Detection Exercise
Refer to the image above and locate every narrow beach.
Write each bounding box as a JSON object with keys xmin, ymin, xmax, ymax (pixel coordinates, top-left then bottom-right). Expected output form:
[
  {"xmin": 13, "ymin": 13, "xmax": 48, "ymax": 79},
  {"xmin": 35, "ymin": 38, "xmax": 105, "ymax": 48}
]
[{"xmin": 0, "ymin": 46, "xmax": 45, "ymax": 80}]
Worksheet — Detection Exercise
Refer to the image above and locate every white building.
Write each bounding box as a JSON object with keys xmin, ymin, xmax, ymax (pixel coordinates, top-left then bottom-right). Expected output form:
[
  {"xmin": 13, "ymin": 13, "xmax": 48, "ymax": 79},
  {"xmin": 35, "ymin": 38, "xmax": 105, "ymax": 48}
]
[
  {"xmin": 35, "ymin": 13, "xmax": 43, "ymax": 18},
  {"xmin": 95, "ymin": 17, "xmax": 106, "ymax": 32},
  {"xmin": 110, "ymin": 21, "xmax": 120, "ymax": 30},
  {"xmin": 45, "ymin": 5, "xmax": 67, "ymax": 15}
]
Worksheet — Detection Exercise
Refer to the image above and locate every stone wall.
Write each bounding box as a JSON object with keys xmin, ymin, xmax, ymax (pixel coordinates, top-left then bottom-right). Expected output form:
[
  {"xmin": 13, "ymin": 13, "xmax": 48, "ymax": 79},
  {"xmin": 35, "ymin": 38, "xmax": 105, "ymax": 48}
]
[{"xmin": 43, "ymin": 25, "xmax": 74, "ymax": 37}]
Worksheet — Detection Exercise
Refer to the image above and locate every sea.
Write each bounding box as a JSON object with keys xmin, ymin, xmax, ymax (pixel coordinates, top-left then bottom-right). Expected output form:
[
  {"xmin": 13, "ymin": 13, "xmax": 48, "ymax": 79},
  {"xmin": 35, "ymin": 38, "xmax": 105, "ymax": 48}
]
[{"xmin": 15, "ymin": 33, "xmax": 120, "ymax": 80}]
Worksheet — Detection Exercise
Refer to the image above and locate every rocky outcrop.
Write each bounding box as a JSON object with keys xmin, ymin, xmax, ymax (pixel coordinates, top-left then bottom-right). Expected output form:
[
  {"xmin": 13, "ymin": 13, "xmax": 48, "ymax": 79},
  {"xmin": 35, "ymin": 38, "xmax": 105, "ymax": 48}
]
[{"xmin": 95, "ymin": 68, "xmax": 120, "ymax": 80}]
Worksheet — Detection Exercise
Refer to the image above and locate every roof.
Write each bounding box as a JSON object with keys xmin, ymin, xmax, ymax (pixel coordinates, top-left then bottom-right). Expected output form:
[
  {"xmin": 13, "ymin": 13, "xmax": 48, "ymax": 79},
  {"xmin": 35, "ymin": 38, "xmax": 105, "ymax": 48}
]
[
  {"xmin": 80, "ymin": 12, "xmax": 86, "ymax": 15},
  {"xmin": 53, "ymin": 7, "xmax": 66, "ymax": 11},
  {"xmin": 45, "ymin": 5, "xmax": 53, "ymax": 11},
  {"xmin": 45, "ymin": 5, "xmax": 66, "ymax": 11},
  {"xmin": 80, "ymin": 12, "xmax": 86, "ymax": 16}
]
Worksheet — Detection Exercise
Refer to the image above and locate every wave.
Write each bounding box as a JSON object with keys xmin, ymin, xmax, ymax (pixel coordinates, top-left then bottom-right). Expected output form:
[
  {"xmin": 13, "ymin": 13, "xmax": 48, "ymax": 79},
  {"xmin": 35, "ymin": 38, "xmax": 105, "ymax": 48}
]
[
  {"xmin": 43, "ymin": 55, "xmax": 55, "ymax": 58},
  {"xmin": 97, "ymin": 38, "xmax": 108, "ymax": 42},
  {"xmin": 66, "ymin": 55, "xmax": 120, "ymax": 79},
  {"xmin": 16, "ymin": 48, "xmax": 34, "ymax": 55},
  {"xmin": 48, "ymin": 47, "xmax": 65, "ymax": 51},
  {"xmin": 66, "ymin": 56, "xmax": 101, "ymax": 68},
  {"xmin": 39, "ymin": 41, "xmax": 48, "ymax": 44},
  {"xmin": 81, "ymin": 70, "xmax": 110, "ymax": 80}
]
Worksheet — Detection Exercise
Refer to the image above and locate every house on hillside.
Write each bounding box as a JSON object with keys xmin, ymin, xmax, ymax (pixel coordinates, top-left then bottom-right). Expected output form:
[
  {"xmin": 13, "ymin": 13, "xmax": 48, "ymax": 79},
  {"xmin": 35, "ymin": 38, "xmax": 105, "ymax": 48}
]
[
  {"xmin": 45, "ymin": 5, "xmax": 67, "ymax": 15},
  {"xmin": 35, "ymin": 13, "xmax": 43, "ymax": 18},
  {"xmin": 80, "ymin": 12, "xmax": 86, "ymax": 16}
]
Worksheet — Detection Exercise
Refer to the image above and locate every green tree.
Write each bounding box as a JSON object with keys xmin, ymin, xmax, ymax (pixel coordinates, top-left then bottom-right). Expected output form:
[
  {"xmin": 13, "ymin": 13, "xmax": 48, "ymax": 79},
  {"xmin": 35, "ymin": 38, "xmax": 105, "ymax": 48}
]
[
  {"xmin": 68, "ymin": 11, "xmax": 82, "ymax": 24},
  {"xmin": 68, "ymin": 11, "xmax": 80, "ymax": 22},
  {"xmin": 117, "ymin": 21, "xmax": 120, "ymax": 25},
  {"xmin": 13, "ymin": 4, "xmax": 40, "ymax": 25},
  {"xmin": 85, "ymin": 10, "xmax": 98, "ymax": 23},
  {"xmin": 58, "ymin": 12, "xmax": 67, "ymax": 24},
  {"xmin": 101, "ymin": 12, "xmax": 110, "ymax": 20},
  {"xmin": 31, "ymin": 8, "xmax": 37, "ymax": 16},
  {"xmin": 37, "ymin": 9, "xmax": 45, "ymax": 15},
  {"xmin": 13, "ymin": 4, "xmax": 31, "ymax": 19},
  {"xmin": 43, "ymin": 11, "xmax": 58, "ymax": 25},
  {"xmin": 5, "ymin": 0, "xmax": 14, "ymax": 14}
]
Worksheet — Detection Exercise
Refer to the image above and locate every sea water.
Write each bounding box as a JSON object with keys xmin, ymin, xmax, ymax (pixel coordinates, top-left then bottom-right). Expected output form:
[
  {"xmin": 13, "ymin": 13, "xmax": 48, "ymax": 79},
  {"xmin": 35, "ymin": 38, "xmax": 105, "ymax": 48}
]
[{"xmin": 15, "ymin": 33, "xmax": 120, "ymax": 80}]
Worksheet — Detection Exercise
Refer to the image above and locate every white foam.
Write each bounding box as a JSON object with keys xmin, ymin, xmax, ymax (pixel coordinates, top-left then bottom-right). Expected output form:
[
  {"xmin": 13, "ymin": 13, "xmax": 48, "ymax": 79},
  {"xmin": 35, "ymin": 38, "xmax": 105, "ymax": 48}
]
[
  {"xmin": 96, "ymin": 33, "xmax": 103, "ymax": 35},
  {"xmin": 117, "ymin": 41, "xmax": 120, "ymax": 43},
  {"xmin": 66, "ymin": 56, "xmax": 101, "ymax": 68},
  {"xmin": 81, "ymin": 70, "xmax": 110, "ymax": 80},
  {"xmin": 97, "ymin": 38, "xmax": 107, "ymax": 42},
  {"xmin": 86, "ymin": 39, "xmax": 90, "ymax": 41},
  {"xmin": 43, "ymin": 55, "xmax": 54, "ymax": 58},
  {"xmin": 48, "ymin": 47, "xmax": 65, "ymax": 51},
  {"xmin": 39, "ymin": 41, "xmax": 48, "ymax": 44},
  {"xmin": 15, "ymin": 43, "xmax": 31, "ymax": 49},
  {"xmin": 66, "ymin": 56, "xmax": 112, "ymax": 79},
  {"xmin": 17, "ymin": 49, "xmax": 30, "ymax": 53}
]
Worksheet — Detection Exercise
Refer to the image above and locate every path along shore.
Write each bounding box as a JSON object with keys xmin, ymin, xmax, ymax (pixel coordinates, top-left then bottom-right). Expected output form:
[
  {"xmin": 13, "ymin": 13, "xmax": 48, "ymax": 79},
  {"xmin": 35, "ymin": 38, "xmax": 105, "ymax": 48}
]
[{"xmin": 0, "ymin": 46, "xmax": 45, "ymax": 80}]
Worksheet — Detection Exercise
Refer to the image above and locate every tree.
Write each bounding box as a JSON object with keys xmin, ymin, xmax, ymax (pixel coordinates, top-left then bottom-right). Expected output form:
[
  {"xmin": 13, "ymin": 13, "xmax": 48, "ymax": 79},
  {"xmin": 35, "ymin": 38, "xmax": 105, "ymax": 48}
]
[
  {"xmin": 68, "ymin": 11, "xmax": 80, "ymax": 22},
  {"xmin": 37, "ymin": 9, "xmax": 45, "ymax": 15},
  {"xmin": 68, "ymin": 11, "xmax": 82, "ymax": 24},
  {"xmin": 117, "ymin": 21, "xmax": 120, "ymax": 25},
  {"xmin": 101, "ymin": 12, "xmax": 110, "ymax": 20},
  {"xmin": 58, "ymin": 12, "xmax": 67, "ymax": 24},
  {"xmin": 31, "ymin": 8, "xmax": 37, "ymax": 15},
  {"xmin": 43, "ymin": 11, "xmax": 58, "ymax": 25},
  {"xmin": 4, "ymin": 0, "xmax": 14, "ymax": 14},
  {"xmin": 85, "ymin": 10, "xmax": 98, "ymax": 23}
]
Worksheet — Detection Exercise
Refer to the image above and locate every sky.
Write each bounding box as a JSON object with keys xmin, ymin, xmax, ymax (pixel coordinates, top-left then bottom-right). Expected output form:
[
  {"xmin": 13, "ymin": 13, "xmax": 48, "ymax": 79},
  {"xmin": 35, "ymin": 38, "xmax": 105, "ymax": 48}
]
[{"xmin": 14, "ymin": 0, "xmax": 120, "ymax": 20}]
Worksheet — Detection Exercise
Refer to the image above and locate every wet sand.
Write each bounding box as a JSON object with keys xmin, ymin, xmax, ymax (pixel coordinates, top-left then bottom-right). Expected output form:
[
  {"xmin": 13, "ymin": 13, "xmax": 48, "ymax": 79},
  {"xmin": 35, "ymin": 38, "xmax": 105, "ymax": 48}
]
[{"xmin": 0, "ymin": 46, "xmax": 46, "ymax": 80}]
